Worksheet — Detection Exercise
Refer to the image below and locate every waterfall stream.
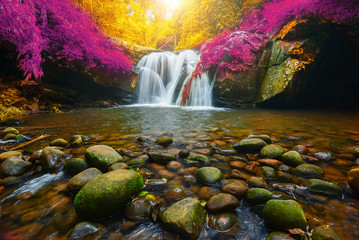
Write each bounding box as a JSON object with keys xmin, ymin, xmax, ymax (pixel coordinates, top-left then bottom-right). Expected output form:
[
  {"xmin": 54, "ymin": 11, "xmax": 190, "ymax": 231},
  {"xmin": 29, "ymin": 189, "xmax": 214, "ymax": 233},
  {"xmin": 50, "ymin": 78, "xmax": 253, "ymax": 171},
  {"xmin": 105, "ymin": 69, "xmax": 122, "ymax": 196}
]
[{"xmin": 136, "ymin": 50, "xmax": 214, "ymax": 106}]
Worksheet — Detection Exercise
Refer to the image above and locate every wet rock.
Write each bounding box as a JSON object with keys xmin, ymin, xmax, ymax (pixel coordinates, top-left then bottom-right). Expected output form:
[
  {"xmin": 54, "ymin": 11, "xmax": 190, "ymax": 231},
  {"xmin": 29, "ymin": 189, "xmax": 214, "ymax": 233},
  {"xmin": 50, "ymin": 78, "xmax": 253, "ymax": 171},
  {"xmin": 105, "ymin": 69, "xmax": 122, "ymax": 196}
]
[
  {"xmin": 167, "ymin": 161, "xmax": 182, "ymax": 171},
  {"xmin": 69, "ymin": 135, "xmax": 83, "ymax": 148},
  {"xmin": 74, "ymin": 169, "xmax": 144, "ymax": 220},
  {"xmin": 129, "ymin": 158, "xmax": 146, "ymax": 168},
  {"xmin": 178, "ymin": 150, "xmax": 190, "ymax": 158},
  {"xmin": 66, "ymin": 222, "xmax": 104, "ymax": 240},
  {"xmin": 278, "ymin": 164, "xmax": 293, "ymax": 173},
  {"xmin": 50, "ymin": 138, "xmax": 68, "ymax": 147},
  {"xmin": 302, "ymin": 155, "xmax": 319, "ymax": 163},
  {"xmin": 313, "ymin": 152, "xmax": 335, "ymax": 161},
  {"xmin": 145, "ymin": 179, "xmax": 168, "ymax": 191},
  {"xmin": 222, "ymin": 181, "xmax": 248, "ymax": 199},
  {"xmin": 229, "ymin": 161, "xmax": 247, "ymax": 169},
  {"xmin": 348, "ymin": 168, "xmax": 359, "ymax": 194},
  {"xmin": 277, "ymin": 171, "xmax": 293, "ymax": 182},
  {"xmin": 155, "ymin": 136, "xmax": 173, "ymax": 147},
  {"xmin": 109, "ymin": 162, "xmax": 128, "ymax": 171},
  {"xmin": 0, "ymin": 156, "xmax": 32, "ymax": 177},
  {"xmin": 263, "ymin": 199, "xmax": 308, "ymax": 231},
  {"xmin": 206, "ymin": 193, "xmax": 239, "ymax": 213},
  {"xmin": 64, "ymin": 158, "xmax": 89, "ymax": 174},
  {"xmin": 247, "ymin": 134, "xmax": 272, "ymax": 144},
  {"xmin": 136, "ymin": 136, "xmax": 147, "ymax": 142},
  {"xmin": 160, "ymin": 197, "xmax": 205, "ymax": 239},
  {"xmin": 282, "ymin": 151, "xmax": 305, "ymax": 167},
  {"xmin": 210, "ymin": 146, "xmax": 235, "ymax": 156},
  {"xmin": 85, "ymin": 145, "xmax": 123, "ymax": 172},
  {"xmin": 246, "ymin": 188, "xmax": 273, "ymax": 205},
  {"xmin": 1, "ymin": 127, "xmax": 20, "ymax": 137},
  {"xmin": 247, "ymin": 176, "xmax": 267, "ymax": 188},
  {"xmin": 67, "ymin": 168, "xmax": 102, "ymax": 194},
  {"xmin": 311, "ymin": 226, "xmax": 343, "ymax": 240},
  {"xmin": 40, "ymin": 147, "xmax": 67, "ymax": 171},
  {"xmin": 294, "ymin": 164, "xmax": 324, "ymax": 179},
  {"xmin": 259, "ymin": 166, "xmax": 277, "ymax": 180},
  {"xmin": 209, "ymin": 212, "xmax": 238, "ymax": 231},
  {"xmin": 233, "ymin": 138, "xmax": 267, "ymax": 153},
  {"xmin": 15, "ymin": 134, "xmax": 31, "ymax": 143},
  {"xmin": 258, "ymin": 159, "xmax": 281, "ymax": 169},
  {"xmin": 4, "ymin": 133, "xmax": 17, "ymax": 140},
  {"xmin": 266, "ymin": 232, "xmax": 296, "ymax": 240},
  {"xmin": 165, "ymin": 185, "xmax": 186, "ymax": 202},
  {"xmin": 125, "ymin": 196, "xmax": 155, "ymax": 220},
  {"xmin": 260, "ymin": 144, "xmax": 284, "ymax": 159},
  {"xmin": 178, "ymin": 167, "xmax": 198, "ymax": 176},
  {"xmin": 354, "ymin": 148, "xmax": 359, "ymax": 158},
  {"xmin": 293, "ymin": 145, "xmax": 308, "ymax": 154},
  {"xmin": 198, "ymin": 186, "xmax": 221, "ymax": 200},
  {"xmin": 158, "ymin": 169, "xmax": 176, "ymax": 179},
  {"xmin": 0, "ymin": 176, "xmax": 19, "ymax": 187},
  {"xmin": 196, "ymin": 167, "xmax": 223, "ymax": 185},
  {"xmin": 306, "ymin": 179, "xmax": 341, "ymax": 196},
  {"xmin": 185, "ymin": 153, "xmax": 211, "ymax": 166},
  {"xmin": 148, "ymin": 152, "xmax": 176, "ymax": 164},
  {"xmin": 0, "ymin": 151, "xmax": 22, "ymax": 163}
]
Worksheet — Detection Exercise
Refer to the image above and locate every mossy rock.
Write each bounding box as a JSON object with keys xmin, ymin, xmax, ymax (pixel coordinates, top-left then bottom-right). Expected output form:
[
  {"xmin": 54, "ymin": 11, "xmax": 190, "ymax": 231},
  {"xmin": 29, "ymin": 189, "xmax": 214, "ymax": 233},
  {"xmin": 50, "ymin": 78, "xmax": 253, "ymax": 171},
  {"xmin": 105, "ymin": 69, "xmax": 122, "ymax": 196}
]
[
  {"xmin": 50, "ymin": 138, "xmax": 68, "ymax": 147},
  {"xmin": 233, "ymin": 138, "xmax": 267, "ymax": 153},
  {"xmin": 294, "ymin": 164, "xmax": 324, "ymax": 179},
  {"xmin": 266, "ymin": 232, "xmax": 296, "ymax": 240},
  {"xmin": 306, "ymin": 179, "xmax": 341, "ymax": 196},
  {"xmin": 128, "ymin": 158, "xmax": 146, "ymax": 168},
  {"xmin": 259, "ymin": 166, "xmax": 277, "ymax": 180},
  {"xmin": 1, "ymin": 127, "xmax": 20, "ymax": 137},
  {"xmin": 0, "ymin": 151, "xmax": 22, "ymax": 163},
  {"xmin": 0, "ymin": 156, "xmax": 32, "ymax": 177},
  {"xmin": 64, "ymin": 158, "xmax": 89, "ymax": 174},
  {"xmin": 278, "ymin": 164, "xmax": 293, "ymax": 173},
  {"xmin": 160, "ymin": 197, "xmax": 206, "ymax": 239},
  {"xmin": 67, "ymin": 168, "xmax": 102, "ymax": 194},
  {"xmin": 247, "ymin": 176, "xmax": 267, "ymax": 188},
  {"xmin": 4, "ymin": 133, "xmax": 17, "ymax": 141},
  {"xmin": 260, "ymin": 144, "xmax": 284, "ymax": 159},
  {"xmin": 311, "ymin": 226, "xmax": 343, "ymax": 240},
  {"xmin": 247, "ymin": 134, "xmax": 272, "ymax": 144},
  {"xmin": 40, "ymin": 147, "xmax": 67, "ymax": 171},
  {"xmin": 109, "ymin": 162, "xmax": 128, "ymax": 171},
  {"xmin": 74, "ymin": 169, "xmax": 144, "ymax": 220},
  {"xmin": 246, "ymin": 188, "xmax": 273, "ymax": 205},
  {"xmin": 69, "ymin": 135, "xmax": 83, "ymax": 148},
  {"xmin": 263, "ymin": 199, "xmax": 308, "ymax": 231},
  {"xmin": 196, "ymin": 167, "xmax": 223, "ymax": 185},
  {"xmin": 0, "ymin": 176, "xmax": 20, "ymax": 187},
  {"xmin": 148, "ymin": 152, "xmax": 176, "ymax": 164},
  {"xmin": 155, "ymin": 136, "xmax": 173, "ymax": 147},
  {"xmin": 85, "ymin": 145, "xmax": 123, "ymax": 172},
  {"xmin": 282, "ymin": 151, "xmax": 305, "ymax": 167},
  {"xmin": 185, "ymin": 153, "xmax": 211, "ymax": 166}
]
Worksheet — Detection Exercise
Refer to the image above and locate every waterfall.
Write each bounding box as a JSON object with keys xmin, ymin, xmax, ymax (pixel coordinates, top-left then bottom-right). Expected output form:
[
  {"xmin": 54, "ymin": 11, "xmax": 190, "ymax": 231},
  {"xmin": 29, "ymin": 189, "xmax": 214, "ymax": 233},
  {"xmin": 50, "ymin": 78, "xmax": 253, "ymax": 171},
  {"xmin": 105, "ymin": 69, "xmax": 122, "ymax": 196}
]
[{"xmin": 136, "ymin": 50, "xmax": 214, "ymax": 106}]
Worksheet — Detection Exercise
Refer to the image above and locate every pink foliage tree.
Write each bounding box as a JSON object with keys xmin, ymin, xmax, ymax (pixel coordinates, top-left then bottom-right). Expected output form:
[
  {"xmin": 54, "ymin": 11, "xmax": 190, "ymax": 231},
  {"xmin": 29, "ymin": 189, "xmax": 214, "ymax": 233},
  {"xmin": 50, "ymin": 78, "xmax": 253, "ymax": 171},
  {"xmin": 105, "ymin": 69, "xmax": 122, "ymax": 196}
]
[{"xmin": 0, "ymin": 0, "xmax": 133, "ymax": 83}]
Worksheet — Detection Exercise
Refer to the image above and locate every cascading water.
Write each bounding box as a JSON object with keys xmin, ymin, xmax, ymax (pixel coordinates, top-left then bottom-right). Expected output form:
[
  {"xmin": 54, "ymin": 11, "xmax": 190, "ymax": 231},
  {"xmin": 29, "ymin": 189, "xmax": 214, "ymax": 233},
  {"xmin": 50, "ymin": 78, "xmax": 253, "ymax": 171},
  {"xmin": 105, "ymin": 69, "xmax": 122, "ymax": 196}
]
[{"xmin": 136, "ymin": 50, "xmax": 214, "ymax": 106}]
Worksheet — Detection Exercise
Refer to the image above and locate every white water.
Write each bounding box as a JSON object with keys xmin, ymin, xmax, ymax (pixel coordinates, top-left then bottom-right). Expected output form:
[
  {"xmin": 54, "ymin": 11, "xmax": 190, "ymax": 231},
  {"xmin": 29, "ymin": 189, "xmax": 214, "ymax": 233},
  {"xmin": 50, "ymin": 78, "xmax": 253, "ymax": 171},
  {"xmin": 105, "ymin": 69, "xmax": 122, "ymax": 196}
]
[{"xmin": 136, "ymin": 50, "xmax": 214, "ymax": 106}]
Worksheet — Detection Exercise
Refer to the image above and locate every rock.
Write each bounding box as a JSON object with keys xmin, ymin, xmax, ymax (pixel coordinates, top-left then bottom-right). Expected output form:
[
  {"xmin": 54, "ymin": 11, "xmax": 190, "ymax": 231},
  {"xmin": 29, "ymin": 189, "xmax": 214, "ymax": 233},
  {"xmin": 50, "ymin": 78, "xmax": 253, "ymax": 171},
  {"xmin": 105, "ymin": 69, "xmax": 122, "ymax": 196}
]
[
  {"xmin": 4, "ymin": 133, "xmax": 17, "ymax": 140},
  {"xmin": 348, "ymin": 168, "xmax": 359, "ymax": 194},
  {"xmin": 136, "ymin": 136, "xmax": 146, "ymax": 142},
  {"xmin": 40, "ymin": 147, "xmax": 67, "ymax": 171},
  {"xmin": 209, "ymin": 212, "xmax": 238, "ymax": 231},
  {"xmin": 66, "ymin": 222, "xmax": 104, "ymax": 240},
  {"xmin": 125, "ymin": 196, "xmax": 155, "ymax": 221},
  {"xmin": 15, "ymin": 134, "xmax": 31, "ymax": 143},
  {"xmin": 0, "ymin": 156, "xmax": 32, "ymax": 177},
  {"xmin": 67, "ymin": 168, "xmax": 102, "ymax": 194},
  {"xmin": 85, "ymin": 145, "xmax": 123, "ymax": 172},
  {"xmin": 247, "ymin": 134, "xmax": 272, "ymax": 144},
  {"xmin": 263, "ymin": 199, "xmax": 307, "ymax": 231},
  {"xmin": 74, "ymin": 169, "xmax": 144, "ymax": 220},
  {"xmin": 277, "ymin": 171, "xmax": 293, "ymax": 183},
  {"xmin": 69, "ymin": 135, "xmax": 83, "ymax": 148},
  {"xmin": 155, "ymin": 136, "xmax": 173, "ymax": 147},
  {"xmin": 222, "ymin": 181, "xmax": 248, "ymax": 199},
  {"xmin": 246, "ymin": 188, "xmax": 273, "ymax": 205},
  {"xmin": 179, "ymin": 150, "xmax": 190, "ymax": 158},
  {"xmin": 294, "ymin": 164, "xmax": 324, "ymax": 179},
  {"xmin": 258, "ymin": 159, "xmax": 281, "ymax": 169},
  {"xmin": 109, "ymin": 162, "xmax": 128, "ymax": 171},
  {"xmin": 278, "ymin": 164, "xmax": 293, "ymax": 173},
  {"xmin": 233, "ymin": 138, "xmax": 267, "ymax": 153},
  {"xmin": 64, "ymin": 158, "xmax": 89, "ymax": 174},
  {"xmin": 167, "ymin": 161, "xmax": 182, "ymax": 171},
  {"xmin": 128, "ymin": 158, "xmax": 146, "ymax": 168},
  {"xmin": 185, "ymin": 153, "xmax": 211, "ymax": 166},
  {"xmin": 354, "ymin": 148, "xmax": 359, "ymax": 158},
  {"xmin": 0, "ymin": 151, "xmax": 22, "ymax": 163},
  {"xmin": 282, "ymin": 151, "xmax": 305, "ymax": 167},
  {"xmin": 206, "ymin": 193, "xmax": 239, "ymax": 213},
  {"xmin": 306, "ymin": 179, "xmax": 341, "ymax": 196},
  {"xmin": 50, "ymin": 138, "xmax": 68, "ymax": 147},
  {"xmin": 0, "ymin": 176, "xmax": 20, "ymax": 187},
  {"xmin": 311, "ymin": 226, "xmax": 343, "ymax": 240},
  {"xmin": 1, "ymin": 127, "xmax": 19, "ymax": 136},
  {"xmin": 196, "ymin": 167, "xmax": 223, "ymax": 185},
  {"xmin": 198, "ymin": 187, "xmax": 221, "ymax": 200},
  {"xmin": 160, "ymin": 197, "xmax": 205, "ymax": 239},
  {"xmin": 165, "ymin": 185, "xmax": 186, "ymax": 202},
  {"xmin": 266, "ymin": 232, "xmax": 296, "ymax": 240},
  {"xmin": 148, "ymin": 152, "xmax": 176, "ymax": 164},
  {"xmin": 145, "ymin": 179, "xmax": 167, "ymax": 191},
  {"xmin": 259, "ymin": 166, "xmax": 277, "ymax": 180},
  {"xmin": 313, "ymin": 152, "xmax": 335, "ymax": 161},
  {"xmin": 293, "ymin": 145, "xmax": 307, "ymax": 154},
  {"xmin": 247, "ymin": 176, "xmax": 267, "ymax": 188},
  {"xmin": 260, "ymin": 144, "xmax": 284, "ymax": 159}
]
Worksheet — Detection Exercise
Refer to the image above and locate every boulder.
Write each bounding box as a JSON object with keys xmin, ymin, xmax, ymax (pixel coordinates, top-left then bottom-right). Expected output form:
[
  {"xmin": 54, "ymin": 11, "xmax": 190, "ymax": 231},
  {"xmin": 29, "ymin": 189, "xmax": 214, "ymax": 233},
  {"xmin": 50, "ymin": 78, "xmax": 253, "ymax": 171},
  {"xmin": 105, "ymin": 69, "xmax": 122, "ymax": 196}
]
[
  {"xmin": 0, "ymin": 151, "xmax": 22, "ymax": 163},
  {"xmin": 246, "ymin": 188, "xmax": 273, "ymax": 205},
  {"xmin": 260, "ymin": 144, "xmax": 284, "ymax": 159},
  {"xmin": 196, "ymin": 167, "xmax": 223, "ymax": 185},
  {"xmin": 160, "ymin": 197, "xmax": 206, "ymax": 239},
  {"xmin": 0, "ymin": 156, "xmax": 32, "ymax": 177},
  {"xmin": 155, "ymin": 136, "xmax": 173, "ymax": 147},
  {"xmin": 294, "ymin": 164, "xmax": 324, "ymax": 179},
  {"xmin": 233, "ymin": 138, "xmax": 267, "ymax": 153},
  {"xmin": 67, "ymin": 168, "xmax": 102, "ymax": 194},
  {"xmin": 64, "ymin": 158, "xmax": 89, "ymax": 174},
  {"xmin": 348, "ymin": 168, "xmax": 359, "ymax": 194},
  {"xmin": 148, "ymin": 152, "xmax": 176, "ymax": 164},
  {"xmin": 282, "ymin": 151, "xmax": 305, "ymax": 167},
  {"xmin": 40, "ymin": 147, "xmax": 67, "ymax": 171},
  {"xmin": 206, "ymin": 193, "xmax": 239, "ymax": 213},
  {"xmin": 85, "ymin": 145, "xmax": 123, "ymax": 172},
  {"xmin": 74, "ymin": 169, "xmax": 144, "ymax": 220},
  {"xmin": 50, "ymin": 138, "xmax": 68, "ymax": 147},
  {"xmin": 185, "ymin": 153, "xmax": 211, "ymax": 166},
  {"xmin": 263, "ymin": 199, "xmax": 307, "ymax": 231},
  {"xmin": 306, "ymin": 179, "xmax": 341, "ymax": 196}
]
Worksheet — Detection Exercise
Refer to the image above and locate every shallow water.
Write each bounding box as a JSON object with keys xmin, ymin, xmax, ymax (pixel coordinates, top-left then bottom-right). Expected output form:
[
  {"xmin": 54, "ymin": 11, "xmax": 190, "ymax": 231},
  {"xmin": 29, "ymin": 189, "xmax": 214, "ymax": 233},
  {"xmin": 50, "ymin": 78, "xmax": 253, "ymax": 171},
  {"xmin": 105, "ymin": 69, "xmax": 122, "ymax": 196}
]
[{"xmin": 0, "ymin": 106, "xmax": 359, "ymax": 239}]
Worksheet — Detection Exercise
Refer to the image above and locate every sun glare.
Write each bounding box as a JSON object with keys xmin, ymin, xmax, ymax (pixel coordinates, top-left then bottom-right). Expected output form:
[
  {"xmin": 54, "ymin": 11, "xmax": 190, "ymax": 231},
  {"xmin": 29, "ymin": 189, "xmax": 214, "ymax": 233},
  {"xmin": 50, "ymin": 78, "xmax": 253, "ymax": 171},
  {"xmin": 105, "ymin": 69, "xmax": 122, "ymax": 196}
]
[{"xmin": 161, "ymin": 0, "xmax": 181, "ymax": 11}]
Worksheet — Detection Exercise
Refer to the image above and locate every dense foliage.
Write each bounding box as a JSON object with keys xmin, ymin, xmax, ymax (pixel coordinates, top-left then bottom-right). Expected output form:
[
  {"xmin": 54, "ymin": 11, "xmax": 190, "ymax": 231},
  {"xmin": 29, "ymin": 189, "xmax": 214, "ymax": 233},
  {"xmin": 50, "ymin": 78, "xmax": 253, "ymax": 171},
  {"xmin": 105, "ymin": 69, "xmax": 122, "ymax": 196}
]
[{"xmin": 0, "ymin": 0, "xmax": 133, "ymax": 83}]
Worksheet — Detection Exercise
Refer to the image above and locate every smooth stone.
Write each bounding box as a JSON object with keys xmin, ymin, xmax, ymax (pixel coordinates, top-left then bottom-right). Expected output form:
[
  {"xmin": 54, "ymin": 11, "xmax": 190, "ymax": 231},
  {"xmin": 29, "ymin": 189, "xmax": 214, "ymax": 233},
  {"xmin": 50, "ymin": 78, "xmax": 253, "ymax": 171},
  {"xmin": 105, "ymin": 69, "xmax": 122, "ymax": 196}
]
[
  {"xmin": 222, "ymin": 181, "xmax": 248, "ymax": 199},
  {"xmin": 293, "ymin": 145, "xmax": 308, "ymax": 154},
  {"xmin": 229, "ymin": 161, "xmax": 247, "ymax": 169},
  {"xmin": 67, "ymin": 168, "xmax": 103, "ymax": 194},
  {"xmin": 85, "ymin": 145, "xmax": 123, "ymax": 172},
  {"xmin": 128, "ymin": 158, "xmax": 146, "ymax": 168},
  {"xmin": 1, "ymin": 127, "xmax": 20, "ymax": 137},
  {"xmin": 294, "ymin": 164, "xmax": 324, "ymax": 179},
  {"xmin": 247, "ymin": 176, "xmax": 267, "ymax": 188},
  {"xmin": 155, "ymin": 136, "xmax": 173, "ymax": 147},
  {"xmin": 209, "ymin": 212, "xmax": 238, "ymax": 231},
  {"xmin": 125, "ymin": 196, "xmax": 154, "ymax": 220},
  {"xmin": 148, "ymin": 152, "xmax": 176, "ymax": 164},
  {"xmin": 0, "ymin": 156, "xmax": 32, "ymax": 177},
  {"xmin": 258, "ymin": 159, "xmax": 281, "ymax": 168},
  {"xmin": 165, "ymin": 185, "xmax": 186, "ymax": 202},
  {"xmin": 64, "ymin": 158, "xmax": 89, "ymax": 174},
  {"xmin": 246, "ymin": 188, "xmax": 273, "ymax": 205},
  {"xmin": 160, "ymin": 197, "xmax": 206, "ymax": 239},
  {"xmin": 278, "ymin": 164, "xmax": 293, "ymax": 173},
  {"xmin": 196, "ymin": 167, "xmax": 223, "ymax": 185},
  {"xmin": 263, "ymin": 199, "xmax": 307, "ymax": 231},
  {"xmin": 185, "ymin": 153, "xmax": 211, "ymax": 166},
  {"xmin": 277, "ymin": 171, "xmax": 293, "ymax": 182},
  {"xmin": 66, "ymin": 222, "xmax": 104, "ymax": 240},
  {"xmin": 206, "ymin": 193, "xmax": 239, "ymax": 213},
  {"xmin": 313, "ymin": 152, "xmax": 335, "ymax": 161},
  {"xmin": 167, "ymin": 161, "xmax": 182, "ymax": 171},
  {"xmin": 69, "ymin": 135, "xmax": 83, "ymax": 148},
  {"xmin": 109, "ymin": 162, "xmax": 128, "ymax": 171},
  {"xmin": 306, "ymin": 179, "xmax": 341, "ymax": 196},
  {"xmin": 50, "ymin": 138, "xmax": 68, "ymax": 147},
  {"xmin": 233, "ymin": 138, "xmax": 267, "ymax": 153},
  {"xmin": 178, "ymin": 150, "xmax": 190, "ymax": 158},
  {"xmin": 311, "ymin": 226, "xmax": 343, "ymax": 240},
  {"xmin": 348, "ymin": 168, "xmax": 359, "ymax": 194},
  {"xmin": 0, "ymin": 176, "xmax": 20, "ymax": 187},
  {"xmin": 198, "ymin": 186, "xmax": 221, "ymax": 200},
  {"xmin": 4, "ymin": 133, "xmax": 17, "ymax": 140},
  {"xmin": 282, "ymin": 151, "xmax": 305, "ymax": 167},
  {"xmin": 145, "ymin": 179, "xmax": 167, "ymax": 191},
  {"xmin": 260, "ymin": 144, "xmax": 284, "ymax": 159},
  {"xmin": 40, "ymin": 147, "xmax": 67, "ymax": 171},
  {"xmin": 0, "ymin": 151, "xmax": 22, "ymax": 163},
  {"xmin": 266, "ymin": 232, "xmax": 296, "ymax": 240},
  {"xmin": 247, "ymin": 134, "xmax": 272, "ymax": 144},
  {"xmin": 259, "ymin": 166, "xmax": 277, "ymax": 180}
]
